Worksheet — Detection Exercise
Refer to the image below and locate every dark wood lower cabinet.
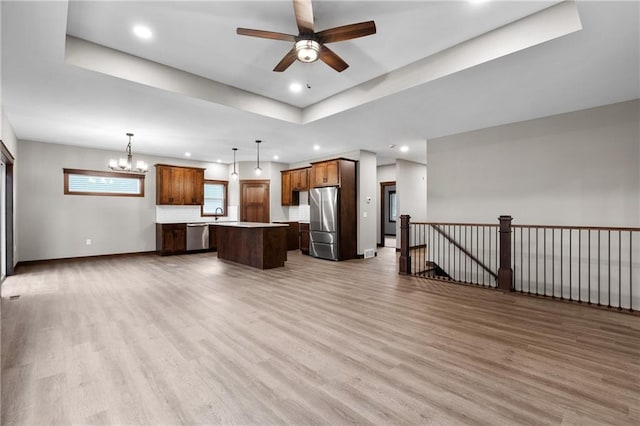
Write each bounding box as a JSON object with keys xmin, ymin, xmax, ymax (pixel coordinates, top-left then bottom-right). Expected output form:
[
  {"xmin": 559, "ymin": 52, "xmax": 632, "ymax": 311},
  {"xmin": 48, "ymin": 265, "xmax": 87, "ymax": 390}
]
[
  {"xmin": 156, "ymin": 223, "xmax": 187, "ymax": 255},
  {"xmin": 209, "ymin": 225, "xmax": 217, "ymax": 251},
  {"xmin": 273, "ymin": 221, "xmax": 300, "ymax": 250},
  {"xmin": 299, "ymin": 222, "xmax": 310, "ymax": 255}
]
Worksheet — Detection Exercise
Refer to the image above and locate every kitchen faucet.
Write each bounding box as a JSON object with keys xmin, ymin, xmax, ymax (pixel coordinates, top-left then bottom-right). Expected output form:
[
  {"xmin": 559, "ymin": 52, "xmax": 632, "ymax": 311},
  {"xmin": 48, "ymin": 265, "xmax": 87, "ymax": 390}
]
[{"xmin": 214, "ymin": 207, "xmax": 223, "ymax": 220}]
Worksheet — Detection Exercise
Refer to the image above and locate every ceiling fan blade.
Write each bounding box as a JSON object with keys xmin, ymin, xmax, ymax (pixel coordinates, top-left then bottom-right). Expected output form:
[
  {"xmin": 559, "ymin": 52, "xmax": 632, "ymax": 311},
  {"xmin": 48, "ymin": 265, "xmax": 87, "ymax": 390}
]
[
  {"xmin": 236, "ymin": 28, "xmax": 296, "ymax": 42},
  {"xmin": 293, "ymin": 0, "xmax": 314, "ymax": 33},
  {"xmin": 319, "ymin": 45, "xmax": 349, "ymax": 72},
  {"xmin": 316, "ymin": 21, "xmax": 377, "ymax": 44},
  {"xmin": 273, "ymin": 48, "xmax": 298, "ymax": 72}
]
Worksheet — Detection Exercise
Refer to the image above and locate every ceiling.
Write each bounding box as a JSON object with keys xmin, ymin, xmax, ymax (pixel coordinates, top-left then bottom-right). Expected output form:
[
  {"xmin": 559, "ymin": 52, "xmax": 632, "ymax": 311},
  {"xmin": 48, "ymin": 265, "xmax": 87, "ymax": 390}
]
[{"xmin": 1, "ymin": 1, "xmax": 639, "ymax": 166}]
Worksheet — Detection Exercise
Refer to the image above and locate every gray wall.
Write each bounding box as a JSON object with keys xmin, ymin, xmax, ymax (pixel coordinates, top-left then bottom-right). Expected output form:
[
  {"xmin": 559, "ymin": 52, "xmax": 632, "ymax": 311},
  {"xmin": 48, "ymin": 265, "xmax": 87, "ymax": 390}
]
[
  {"xmin": 427, "ymin": 99, "xmax": 640, "ymax": 226},
  {"xmin": 17, "ymin": 140, "xmax": 228, "ymax": 261},
  {"xmin": 357, "ymin": 150, "xmax": 377, "ymax": 255},
  {"xmin": 396, "ymin": 159, "xmax": 427, "ymax": 249}
]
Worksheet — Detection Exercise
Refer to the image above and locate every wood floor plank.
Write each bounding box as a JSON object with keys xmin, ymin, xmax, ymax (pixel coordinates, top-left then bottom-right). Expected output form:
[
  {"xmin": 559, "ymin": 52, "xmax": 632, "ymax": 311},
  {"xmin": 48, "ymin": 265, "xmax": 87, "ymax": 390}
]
[{"xmin": 2, "ymin": 248, "xmax": 639, "ymax": 425}]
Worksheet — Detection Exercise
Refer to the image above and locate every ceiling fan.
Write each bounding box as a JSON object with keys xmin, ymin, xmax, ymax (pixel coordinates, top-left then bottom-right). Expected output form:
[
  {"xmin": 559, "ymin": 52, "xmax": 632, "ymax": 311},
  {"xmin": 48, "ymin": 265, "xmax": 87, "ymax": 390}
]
[{"xmin": 236, "ymin": 0, "xmax": 376, "ymax": 72}]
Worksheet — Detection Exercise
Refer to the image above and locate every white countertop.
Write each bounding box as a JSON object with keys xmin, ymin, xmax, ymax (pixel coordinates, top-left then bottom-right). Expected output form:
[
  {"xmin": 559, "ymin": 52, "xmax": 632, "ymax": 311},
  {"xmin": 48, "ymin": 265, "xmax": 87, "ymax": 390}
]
[{"xmin": 210, "ymin": 222, "xmax": 289, "ymax": 228}]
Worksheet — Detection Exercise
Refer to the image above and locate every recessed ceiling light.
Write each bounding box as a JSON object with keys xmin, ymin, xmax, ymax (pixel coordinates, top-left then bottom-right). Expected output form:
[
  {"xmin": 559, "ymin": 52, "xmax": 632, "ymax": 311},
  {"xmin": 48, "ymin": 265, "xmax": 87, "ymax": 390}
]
[
  {"xmin": 184, "ymin": 152, "xmax": 191, "ymax": 157},
  {"xmin": 289, "ymin": 82, "xmax": 303, "ymax": 93},
  {"xmin": 469, "ymin": 0, "xmax": 489, "ymax": 4},
  {"xmin": 133, "ymin": 25, "xmax": 152, "ymax": 40},
  {"xmin": 313, "ymin": 145, "xmax": 320, "ymax": 151},
  {"xmin": 400, "ymin": 146, "xmax": 409, "ymax": 153},
  {"xmin": 217, "ymin": 159, "xmax": 222, "ymax": 163},
  {"xmin": 273, "ymin": 155, "xmax": 279, "ymax": 160}
]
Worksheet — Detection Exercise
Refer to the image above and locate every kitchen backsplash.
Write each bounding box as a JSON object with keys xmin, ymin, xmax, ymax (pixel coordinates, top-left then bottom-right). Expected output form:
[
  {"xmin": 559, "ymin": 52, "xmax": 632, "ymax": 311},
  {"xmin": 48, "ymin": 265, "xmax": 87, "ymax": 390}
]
[
  {"xmin": 156, "ymin": 205, "xmax": 238, "ymax": 223},
  {"xmin": 288, "ymin": 204, "xmax": 310, "ymax": 222}
]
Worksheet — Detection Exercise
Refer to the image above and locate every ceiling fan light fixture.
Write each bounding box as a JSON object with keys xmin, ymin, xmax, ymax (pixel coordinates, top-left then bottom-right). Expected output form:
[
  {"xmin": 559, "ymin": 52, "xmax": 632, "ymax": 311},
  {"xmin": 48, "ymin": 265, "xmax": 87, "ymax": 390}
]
[{"xmin": 295, "ymin": 40, "xmax": 320, "ymax": 63}]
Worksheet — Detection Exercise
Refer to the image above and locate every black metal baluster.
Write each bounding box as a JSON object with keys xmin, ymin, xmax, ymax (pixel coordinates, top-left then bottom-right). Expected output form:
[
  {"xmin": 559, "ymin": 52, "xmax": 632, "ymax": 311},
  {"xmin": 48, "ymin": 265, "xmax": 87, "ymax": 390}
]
[
  {"xmin": 448, "ymin": 225, "xmax": 451, "ymax": 279},
  {"xmin": 630, "ymin": 231, "xmax": 633, "ymax": 311},
  {"xmin": 569, "ymin": 229, "xmax": 572, "ymax": 301},
  {"xmin": 618, "ymin": 230, "xmax": 621, "ymax": 309},
  {"xmin": 513, "ymin": 226, "xmax": 516, "ymax": 290},
  {"xmin": 560, "ymin": 228, "xmax": 563, "ymax": 300},
  {"xmin": 536, "ymin": 228, "xmax": 539, "ymax": 295},
  {"xmin": 598, "ymin": 230, "xmax": 601, "ymax": 306},
  {"xmin": 552, "ymin": 228, "xmax": 555, "ymax": 298},
  {"xmin": 465, "ymin": 226, "xmax": 468, "ymax": 283},
  {"xmin": 476, "ymin": 226, "xmax": 479, "ymax": 285},
  {"xmin": 544, "ymin": 228, "xmax": 547, "ymax": 296},
  {"xmin": 588, "ymin": 230, "xmax": 591, "ymax": 304},
  {"xmin": 608, "ymin": 230, "xmax": 611, "ymax": 308},
  {"xmin": 520, "ymin": 227, "xmax": 523, "ymax": 293},
  {"xmin": 482, "ymin": 226, "xmax": 486, "ymax": 286},
  {"xmin": 578, "ymin": 230, "xmax": 582, "ymax": 303},
  {"xmin": 528, "ymin": 227, "xmax": 531, "ymax": 294}
]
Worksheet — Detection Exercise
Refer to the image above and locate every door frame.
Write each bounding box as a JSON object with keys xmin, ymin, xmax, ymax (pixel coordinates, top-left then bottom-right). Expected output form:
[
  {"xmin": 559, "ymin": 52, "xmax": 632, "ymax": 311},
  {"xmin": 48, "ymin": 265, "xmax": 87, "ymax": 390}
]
[
  {"xmin": 0, "ymin": 140, "xmax": 15, "ymax": 281},
  {"xmin": 379, "ymin": 181, "xmax": 396, "ymax": 247},
  {"xmin": 239, "ymin": 179, "xmax": 270, "ymax": 223}
]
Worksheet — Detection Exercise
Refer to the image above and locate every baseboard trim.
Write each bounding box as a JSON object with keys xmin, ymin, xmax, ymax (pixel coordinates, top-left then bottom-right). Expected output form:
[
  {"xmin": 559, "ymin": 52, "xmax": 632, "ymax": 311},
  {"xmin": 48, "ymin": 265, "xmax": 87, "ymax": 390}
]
[{"xmin": 15, "ymin": 251, "xmax": 156, "ymax": 271}]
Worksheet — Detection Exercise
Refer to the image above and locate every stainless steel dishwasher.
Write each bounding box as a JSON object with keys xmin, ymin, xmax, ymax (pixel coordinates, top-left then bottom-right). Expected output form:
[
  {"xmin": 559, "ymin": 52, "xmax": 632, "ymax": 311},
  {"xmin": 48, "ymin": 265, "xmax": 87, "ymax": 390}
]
[{"xmin": 186, "ymin": 223, "xmax": 209, "ymax": 251}]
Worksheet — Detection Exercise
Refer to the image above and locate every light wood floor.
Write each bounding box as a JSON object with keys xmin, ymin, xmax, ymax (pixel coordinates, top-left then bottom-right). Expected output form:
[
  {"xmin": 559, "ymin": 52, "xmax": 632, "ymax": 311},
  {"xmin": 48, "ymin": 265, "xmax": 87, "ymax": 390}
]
[{"xmin": 2, "ymin": 248, "xmax": 639, "ymax": 425}]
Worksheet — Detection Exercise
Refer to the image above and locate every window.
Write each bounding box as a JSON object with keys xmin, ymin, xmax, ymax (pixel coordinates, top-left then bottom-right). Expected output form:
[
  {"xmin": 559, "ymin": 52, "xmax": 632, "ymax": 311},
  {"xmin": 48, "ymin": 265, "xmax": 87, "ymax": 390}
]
[
  {"xmin": 63, "ymin": 169, "xmax": 145, "ymax": 197},
  {"xmin": 202, "ymin": 180, "xmax": 228, "ymax": 216},
  {"xmin": 389, "ymin": 191, "xmax": 397, "ymax": 222}
]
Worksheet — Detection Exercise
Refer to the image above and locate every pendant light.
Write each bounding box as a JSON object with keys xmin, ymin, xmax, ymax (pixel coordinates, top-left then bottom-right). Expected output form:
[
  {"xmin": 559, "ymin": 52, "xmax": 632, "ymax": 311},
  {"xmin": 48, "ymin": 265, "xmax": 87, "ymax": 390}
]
[
  {"xmin": 231, "ymin": 147, "xmax": 239, "ymax": 180},
  {"xmin": 254, "ymin": 140, "xmax": 262, "ymax": 176},
  {"xmin": 108, "ymin": 133, "xmax": 148, "ymax": 173}
]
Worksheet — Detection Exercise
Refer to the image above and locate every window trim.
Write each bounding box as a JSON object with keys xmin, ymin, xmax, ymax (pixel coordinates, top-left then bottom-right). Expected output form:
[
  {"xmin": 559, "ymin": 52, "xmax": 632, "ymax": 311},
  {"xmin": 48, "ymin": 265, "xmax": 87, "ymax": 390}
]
[
  {"xmin": 201, "ymin": 179, "xmax": 228, "ymax": 217},
  {"xmin": 63, "ymin": 168, "xmax": 145, "ymax": 197}
]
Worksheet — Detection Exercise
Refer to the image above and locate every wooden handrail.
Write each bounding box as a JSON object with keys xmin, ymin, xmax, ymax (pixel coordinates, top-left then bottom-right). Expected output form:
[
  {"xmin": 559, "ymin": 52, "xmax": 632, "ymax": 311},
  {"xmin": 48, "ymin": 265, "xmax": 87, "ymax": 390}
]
[
  {"xmin": 412, "ymin": 221, "xmax": 497, "ymax": 227},
  {"xmin": 431, "ymin": 224, "xmax": 498, "ymax": 280},
  {"xmin": 512, "ymin": 224, "xmax": 640, "ymax": 232}
]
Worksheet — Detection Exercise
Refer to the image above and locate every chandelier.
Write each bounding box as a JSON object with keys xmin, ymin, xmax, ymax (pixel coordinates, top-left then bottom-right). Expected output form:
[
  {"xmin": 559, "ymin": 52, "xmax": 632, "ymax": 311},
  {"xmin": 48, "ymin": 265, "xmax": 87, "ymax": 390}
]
[{"xmin": 108, "ymin": 133, "xmax": 148, "ymax": 173}]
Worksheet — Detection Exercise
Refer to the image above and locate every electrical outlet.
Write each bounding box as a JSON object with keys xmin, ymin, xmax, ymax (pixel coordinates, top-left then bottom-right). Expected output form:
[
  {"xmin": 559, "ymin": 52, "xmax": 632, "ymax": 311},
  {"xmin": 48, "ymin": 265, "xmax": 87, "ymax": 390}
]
[
  {"xmin": 363, "ymin": 211, "xmax": 368, "ymax": 218},
  {"xmin": 86, "ymin": 239, "xmax": 92, "ymax": 245}
]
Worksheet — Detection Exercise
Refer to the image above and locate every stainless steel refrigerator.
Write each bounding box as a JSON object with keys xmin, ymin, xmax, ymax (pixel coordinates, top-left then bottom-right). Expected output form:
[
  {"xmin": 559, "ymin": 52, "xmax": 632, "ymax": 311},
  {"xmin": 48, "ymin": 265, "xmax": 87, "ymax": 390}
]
[{"xmin": 310, "ymin": 186, "xmax": 339, "ymax": 261}]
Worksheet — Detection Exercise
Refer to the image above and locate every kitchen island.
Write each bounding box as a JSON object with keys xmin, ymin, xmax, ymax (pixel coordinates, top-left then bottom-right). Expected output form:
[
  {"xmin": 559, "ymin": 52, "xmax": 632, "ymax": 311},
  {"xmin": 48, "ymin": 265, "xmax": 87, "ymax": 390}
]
[{"xmin": 211, "ymin": 222, "xmax": 288, "ymax": 269}]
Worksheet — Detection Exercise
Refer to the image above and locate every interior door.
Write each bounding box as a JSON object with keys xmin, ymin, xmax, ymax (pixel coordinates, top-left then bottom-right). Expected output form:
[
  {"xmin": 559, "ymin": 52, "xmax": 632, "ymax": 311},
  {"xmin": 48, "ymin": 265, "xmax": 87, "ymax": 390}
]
[
  {"xmin": 240, "ymin": 180, "xmax": 270, "ymax": 223},
  {"xmin": 1, "ymin": 160, "xmax": 5, "ymax": 279}
]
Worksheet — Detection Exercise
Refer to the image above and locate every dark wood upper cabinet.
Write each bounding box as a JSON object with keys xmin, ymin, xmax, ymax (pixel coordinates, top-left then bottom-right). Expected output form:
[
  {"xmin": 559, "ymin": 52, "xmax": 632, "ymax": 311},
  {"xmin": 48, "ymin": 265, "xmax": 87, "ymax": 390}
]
[
  {"xmin": 281, "ymin": 170, "xmax": 294, "ymax": 206},
  {"xmin": 155, "ymin": 164, "xmax": 205, "ymax": 205},
  {"xmin": 281, "ymin": 167, "xmax": 310, "ymax": 206},
  {"xmin": 310, "ymin": 159, "xmax": 345, "ymax": 188},
  {"xmin": 291, "ymin": 168, "xmax": 309, "ymax": 191}
]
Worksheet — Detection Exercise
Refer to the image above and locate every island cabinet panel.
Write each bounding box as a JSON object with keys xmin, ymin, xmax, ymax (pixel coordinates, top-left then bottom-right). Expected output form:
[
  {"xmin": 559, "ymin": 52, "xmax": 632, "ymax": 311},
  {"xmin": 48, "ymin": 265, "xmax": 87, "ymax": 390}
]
[
  {"xmin": 155, "ymin": 164, "xmax": 205, "ymax": 205},
  {"xmin": 156, "ymin": 223, "xmax": 187, "ymax": 255},
  {"xmin": 299, "ymin": 222, "xmax": 310, "ymax": 255},
  {"xmin": 310, "ymin": 160, "xmax": 340, "ymax": 187},
  {"xmin": 214, "ymin": 224, "xmax": 287, "ymax": 269}
]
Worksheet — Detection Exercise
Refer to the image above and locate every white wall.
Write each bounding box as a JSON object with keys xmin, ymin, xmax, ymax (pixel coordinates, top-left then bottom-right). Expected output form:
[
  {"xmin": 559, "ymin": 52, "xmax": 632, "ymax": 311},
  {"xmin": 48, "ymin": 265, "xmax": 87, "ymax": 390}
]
[
  {"xmin": 17, "ymin": 140, "xmax": 228, "ymax": 261},
  {"xmin": 396, "ymin": 159, "xmax": 427, "ymax": 249},
  {"xmin": 1, "ymin": 112, "xmax": 17, "ymax": 156},
  {"xmin": 376, "ymin": 164, "xmax": 396, "ymax": 245},
  {"xmin": 357, "ymin": 151, "xmax": 377, "ymax": 256},
  {"xmin": 427, "ymin": 100, "xmax": 640, "ymax": 226}
]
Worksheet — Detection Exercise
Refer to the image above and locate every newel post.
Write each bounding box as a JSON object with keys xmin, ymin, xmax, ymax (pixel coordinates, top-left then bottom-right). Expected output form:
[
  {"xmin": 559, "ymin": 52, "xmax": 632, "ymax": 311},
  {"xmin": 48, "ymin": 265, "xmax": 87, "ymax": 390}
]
[
  {"xmin": 497, "ymin": 215, "xmax": 513, "ymax": 291},
  {"xmin": 399, "ymin": 215, "xmax": 411, "ymax": 275}
]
